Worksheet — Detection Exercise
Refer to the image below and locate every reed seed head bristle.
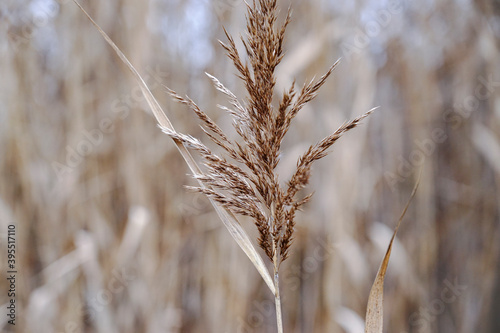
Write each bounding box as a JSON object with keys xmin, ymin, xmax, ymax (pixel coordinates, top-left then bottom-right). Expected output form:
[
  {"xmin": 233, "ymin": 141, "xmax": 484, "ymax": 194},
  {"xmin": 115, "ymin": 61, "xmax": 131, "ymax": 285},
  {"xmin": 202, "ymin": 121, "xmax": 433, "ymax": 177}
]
[{"xmin": 165, "ymin": 0, "xmax": 373, "ymax": 265}]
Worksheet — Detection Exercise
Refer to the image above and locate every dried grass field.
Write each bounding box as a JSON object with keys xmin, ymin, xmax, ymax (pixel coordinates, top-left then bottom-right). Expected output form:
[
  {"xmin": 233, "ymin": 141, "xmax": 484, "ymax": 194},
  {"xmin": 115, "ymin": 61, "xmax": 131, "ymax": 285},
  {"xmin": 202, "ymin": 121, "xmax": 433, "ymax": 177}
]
[{"xmin": 1, "ymin": 0, "xmax": 499, "ymax": 332}]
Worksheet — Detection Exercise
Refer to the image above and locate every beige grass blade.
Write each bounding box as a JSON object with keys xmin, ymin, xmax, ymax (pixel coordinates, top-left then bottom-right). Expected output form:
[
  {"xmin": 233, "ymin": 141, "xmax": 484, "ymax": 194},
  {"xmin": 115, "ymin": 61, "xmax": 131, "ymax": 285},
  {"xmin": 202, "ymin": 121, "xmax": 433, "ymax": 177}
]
[
  {"xmin": 72, "ymin": 0, "xmax": 275, "ymax": 294},
  {"xmin": 364, "ymin": 169, "xmax": 422, "ymax": 333}
]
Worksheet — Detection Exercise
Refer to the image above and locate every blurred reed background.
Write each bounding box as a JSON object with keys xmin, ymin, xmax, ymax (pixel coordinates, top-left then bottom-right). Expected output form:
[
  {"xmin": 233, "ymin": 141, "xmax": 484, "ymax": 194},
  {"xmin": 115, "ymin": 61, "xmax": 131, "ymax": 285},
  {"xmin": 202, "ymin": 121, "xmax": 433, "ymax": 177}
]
[{"xmin": 1, "ymin": 0, "xmax": 499, "ymax": 332}]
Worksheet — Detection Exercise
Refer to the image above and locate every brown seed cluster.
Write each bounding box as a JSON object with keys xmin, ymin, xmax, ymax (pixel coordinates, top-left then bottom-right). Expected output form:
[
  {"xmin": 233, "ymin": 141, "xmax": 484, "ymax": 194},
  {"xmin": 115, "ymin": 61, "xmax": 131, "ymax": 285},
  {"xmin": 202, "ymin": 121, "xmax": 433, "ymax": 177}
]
[{"xmin": 160, "ymin": 0, "xmax": 372, "ymax": 265}]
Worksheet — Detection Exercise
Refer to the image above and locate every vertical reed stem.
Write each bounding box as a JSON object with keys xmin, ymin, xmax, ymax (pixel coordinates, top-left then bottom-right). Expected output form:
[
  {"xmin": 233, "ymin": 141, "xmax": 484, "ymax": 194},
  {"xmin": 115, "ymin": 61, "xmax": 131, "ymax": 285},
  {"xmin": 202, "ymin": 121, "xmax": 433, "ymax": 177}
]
[
  {"xmin": 273, "ymin": 230, "xmax": 283, "ymax": 333},
  {"xmin": 274, "ymin": 270, "xmax": 283, "ymax": 333}
]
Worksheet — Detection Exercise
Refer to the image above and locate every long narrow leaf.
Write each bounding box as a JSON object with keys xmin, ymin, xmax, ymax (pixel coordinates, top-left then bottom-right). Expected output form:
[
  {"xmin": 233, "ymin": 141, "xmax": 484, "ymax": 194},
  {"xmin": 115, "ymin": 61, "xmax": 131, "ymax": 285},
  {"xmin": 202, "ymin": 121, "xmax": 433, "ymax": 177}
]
[
  {"xmin": 72, "ymin": 0, "xmax": 275, "ymax": 294},
  {"xmin": 364, "ymin": 168, "xmax": 422, "ymax": 333}
]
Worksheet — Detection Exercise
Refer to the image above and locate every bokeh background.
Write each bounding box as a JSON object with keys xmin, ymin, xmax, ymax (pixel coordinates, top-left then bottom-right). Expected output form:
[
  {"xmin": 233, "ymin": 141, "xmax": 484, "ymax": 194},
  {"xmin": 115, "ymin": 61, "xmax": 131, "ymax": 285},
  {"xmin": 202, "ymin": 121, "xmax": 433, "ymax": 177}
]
[{"xmin": 1, "ymin": 0, "xmax": 500, "ymax": 332}]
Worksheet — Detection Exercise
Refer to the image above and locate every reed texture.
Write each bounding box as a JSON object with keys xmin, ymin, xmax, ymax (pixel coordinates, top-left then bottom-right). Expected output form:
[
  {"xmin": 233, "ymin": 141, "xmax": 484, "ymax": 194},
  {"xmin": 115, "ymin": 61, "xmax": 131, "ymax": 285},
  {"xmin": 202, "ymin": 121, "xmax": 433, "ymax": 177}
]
[{"xmin": 160, "ymin": 1, "xmax": 373, "ymax": 330}]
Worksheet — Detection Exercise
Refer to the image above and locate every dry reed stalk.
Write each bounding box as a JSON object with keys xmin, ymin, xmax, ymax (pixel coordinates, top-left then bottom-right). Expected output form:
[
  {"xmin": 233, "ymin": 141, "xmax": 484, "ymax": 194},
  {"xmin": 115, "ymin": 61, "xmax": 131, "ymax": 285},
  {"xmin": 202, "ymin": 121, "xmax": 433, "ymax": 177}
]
[
  {"xmin": 73, "ymin": 0, "xmax": 374, "ymax": 331},
  {"xmin": 160, "ymin": 1, "xmax": 374, "ymax": 330}
]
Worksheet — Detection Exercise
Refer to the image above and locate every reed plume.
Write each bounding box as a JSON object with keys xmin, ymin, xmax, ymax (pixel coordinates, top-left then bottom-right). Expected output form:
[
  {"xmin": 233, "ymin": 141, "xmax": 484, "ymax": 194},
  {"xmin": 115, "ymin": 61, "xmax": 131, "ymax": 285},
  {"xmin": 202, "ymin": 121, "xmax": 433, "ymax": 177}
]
[
  {"xmin": 163, "ymin": 0, "xmax": 372, "ymax": 266},
  {"xmin": 159, "ymin": 0, "xmax": 374, "ymax": 330}
]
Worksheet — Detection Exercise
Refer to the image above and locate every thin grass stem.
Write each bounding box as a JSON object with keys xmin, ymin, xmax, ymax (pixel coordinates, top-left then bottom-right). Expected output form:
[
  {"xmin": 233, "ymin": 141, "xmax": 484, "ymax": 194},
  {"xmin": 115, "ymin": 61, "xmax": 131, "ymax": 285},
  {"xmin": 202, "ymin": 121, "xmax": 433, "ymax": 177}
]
[{"xmin": 274, "ymin": 271, "xmax": 283, "ymax": 333}]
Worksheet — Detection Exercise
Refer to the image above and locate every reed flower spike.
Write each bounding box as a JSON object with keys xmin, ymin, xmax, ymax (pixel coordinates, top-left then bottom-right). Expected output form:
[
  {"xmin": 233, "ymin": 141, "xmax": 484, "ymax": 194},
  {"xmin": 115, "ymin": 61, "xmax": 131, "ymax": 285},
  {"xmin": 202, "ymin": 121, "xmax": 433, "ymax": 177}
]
[
  {"xmin": 161, "ymin": 0, "xmax": 373, "ymax": 266},
  {"xmin": 158, "ymin": 1, "xmax": 374, "ymax": 331}
]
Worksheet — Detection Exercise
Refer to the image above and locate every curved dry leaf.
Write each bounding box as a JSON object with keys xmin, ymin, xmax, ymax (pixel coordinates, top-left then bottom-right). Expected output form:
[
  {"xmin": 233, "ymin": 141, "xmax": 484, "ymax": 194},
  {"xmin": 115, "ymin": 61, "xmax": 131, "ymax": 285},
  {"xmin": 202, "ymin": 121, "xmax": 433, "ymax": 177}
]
[
  {"xmin": 72, "ymin": 0, "xmax": 275, "ymax": 295},
  {"xmin": 364, "ymin": 169, "xmax": 421, "ymax": 333}
]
